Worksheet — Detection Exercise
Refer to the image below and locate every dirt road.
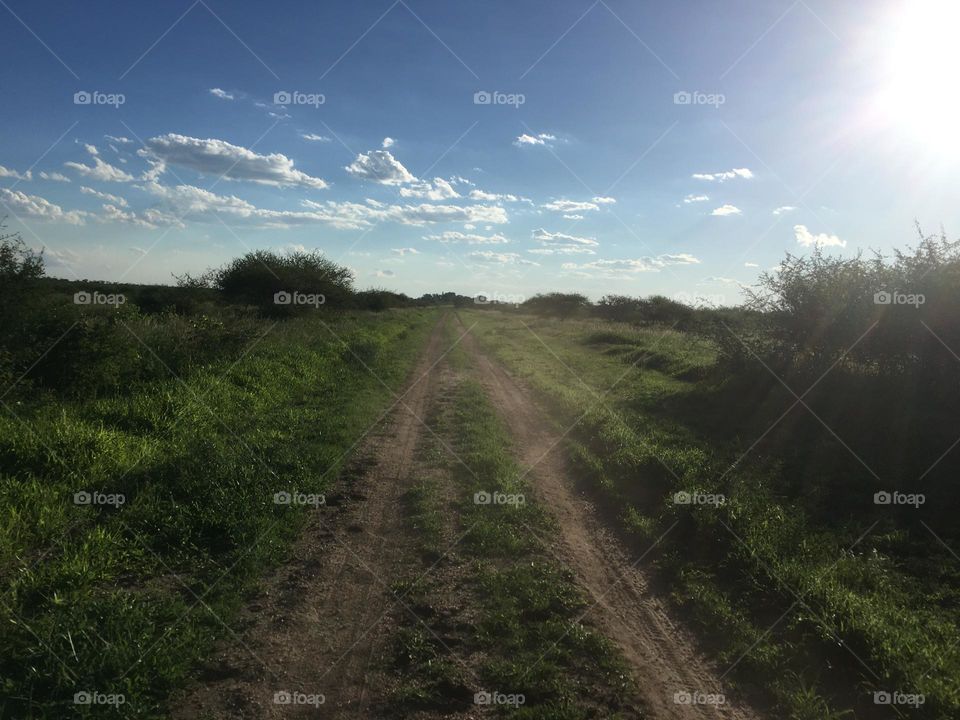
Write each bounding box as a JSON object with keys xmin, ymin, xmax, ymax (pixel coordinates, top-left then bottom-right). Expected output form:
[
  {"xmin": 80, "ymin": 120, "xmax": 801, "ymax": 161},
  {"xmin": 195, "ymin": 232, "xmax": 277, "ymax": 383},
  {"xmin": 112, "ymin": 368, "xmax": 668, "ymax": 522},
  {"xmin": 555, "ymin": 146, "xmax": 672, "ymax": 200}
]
[{"xmin": 175, "ymin": 311, "xmax": 763, "ymax": 719}]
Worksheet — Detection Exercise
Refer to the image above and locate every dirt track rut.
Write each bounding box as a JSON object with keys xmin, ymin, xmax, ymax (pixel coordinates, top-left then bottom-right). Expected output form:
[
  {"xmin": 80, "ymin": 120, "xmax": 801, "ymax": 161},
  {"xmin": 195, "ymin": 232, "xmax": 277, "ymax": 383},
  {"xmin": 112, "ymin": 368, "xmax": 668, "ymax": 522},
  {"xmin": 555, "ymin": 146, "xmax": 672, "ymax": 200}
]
[
  {"xmin": 456, "ymin": 314, "xmax": 762, "ymax": 720},
  {"xmin": 175, "ymin": 313, "xmax": 451, "ymax": 720}
]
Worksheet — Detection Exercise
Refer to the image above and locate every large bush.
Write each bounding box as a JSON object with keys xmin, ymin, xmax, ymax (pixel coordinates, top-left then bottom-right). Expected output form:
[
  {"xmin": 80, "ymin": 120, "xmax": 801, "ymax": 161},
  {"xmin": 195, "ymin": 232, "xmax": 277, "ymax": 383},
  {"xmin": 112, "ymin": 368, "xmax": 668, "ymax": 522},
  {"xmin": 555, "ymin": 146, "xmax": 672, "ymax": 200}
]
[
  {"xmin": 187, "ymin": 249, "xmax": 355, "ymax": 315},
  {"xmin": 734, "ymin": 229, "xmax": 960, "ymax": 379}
]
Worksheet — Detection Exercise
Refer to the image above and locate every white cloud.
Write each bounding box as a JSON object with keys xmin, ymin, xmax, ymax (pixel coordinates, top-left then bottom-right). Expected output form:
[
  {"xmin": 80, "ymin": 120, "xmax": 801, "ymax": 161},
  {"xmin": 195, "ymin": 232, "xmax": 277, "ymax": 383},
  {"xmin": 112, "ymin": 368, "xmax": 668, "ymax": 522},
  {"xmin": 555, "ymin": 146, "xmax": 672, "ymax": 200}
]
[
  {"xmin": 693, "ymin": 168, "xmax": 753, "ymax": 182},
  {"xmin": 701, "ymin": 276, "xmax": 739, "ymax": 284},
  {"xmin": 143, "ymin": 133, "xmax": 328, "ymax": 188},
  {"xmin": 0, "ymin": 165, "xmax": 32, "ymax": 181},
  {"xmin": 543, "ymin": 199, "xmax": 599, "ymax": 213},
  {"xmin": 391, "ymin": 247, "xmax": 419, "ymax": 256},
  {"xmin": 209, "ymin": 88, "xmax": 235, "ymax": 100},
  {"xmin": 83, "ymin": 144, "xmax": 99, "ymax": 156},
  {"xmin": 794, "ymin": 224, "xmax": 845, "ymax": 248},
  {"xmin": 468, "ymin": 189, "xmax": 530, "ymax": 203},
  {"xmin": 140, "ymin": 181, "xmax": 258, "ymax": 218},
  {"xmin": 0, "ymin": 188, "xmax": 88, "ymax": 224},
  {"xmin": 514, "ymin": 132, "xmax": 556, "ymax": 147},
  {"xmin": 345, "ymin": 149, "xmax": 416, "ymax": 185},
  {"xmin": 711, "ymin": 204, "xmax": 742, "ymax": 216},
  {"xmin": 562, "ymin": 253, "xmax": 700, "ymax": 276},
  {"xmin": 593, "ymin": 196, "xmax": 616, "ymax": 204},
  {"xmin": 399, "ymin": 177, "xmax": 460, "ymax": 200},
  {"xmin": 382, "ymin": 137, "xmax": 395, "ymax": 148},
  {"xmin": 744, "ymin": 262, "xmax": 760, "ymax": 268},
  {"xmin": 531, "ymin": 228, "xmax": 598, "ymax": 247},
  {"xmin": 64, "ymin": 156, "xmax": 136, "ymax": 183},
  {"xmin": 101, "ymin": 203, "xmax": 184, "ymax": 230},
  {"xmin": 683, "ymin": 194, "xmax": 709, "ymax": 203},
  {"xmin": 469, "ymin": 251, "xmax": 539, "ymax": 266},
  {"xmin": 105, "ymin": 135, "xmax": 133, "ymax": 145},
  {"xmin": 527, "ymin": 246, "xmax": 595, "ymax": 255},
  {"xmin": 773, "ymin": 205, "xmax": 797, "ymax": 215},
  {"xmin": 292, "ymin": 199, "xmax": 509, "ymax": 230},
  {"xmin": 563, "ymin": 214, "xmax": 584, "ymax": 220},
  {"xmin": 80, "ymin": 186, "xmax": 128, "ymax": 207},
  {"xmin": 301, "ymin": 133, "xmax": 331, "ymax": 142},
  {"xmin": 38, "ymin": 171, "xmax": 71, "ymax": 182},
  {"xmin": 423, "ymin": 231, "xmax": 509, "ymax": 244},
  {"xmin": 374, "ymin": 269, "xmax": 395, "ymax": 277}
]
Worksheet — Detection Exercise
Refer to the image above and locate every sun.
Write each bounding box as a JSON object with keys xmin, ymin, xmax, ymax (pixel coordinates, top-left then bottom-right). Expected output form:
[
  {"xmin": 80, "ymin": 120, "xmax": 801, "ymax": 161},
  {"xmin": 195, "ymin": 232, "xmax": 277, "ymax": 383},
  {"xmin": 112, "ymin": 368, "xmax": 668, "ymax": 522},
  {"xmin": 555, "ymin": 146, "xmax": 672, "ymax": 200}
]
[
  {"xmin": 877, "ymin": 0, "xmax": 960, "ymax": 152},
  {"xmin": 872, "ymin": 0, "xmax": 960, "ymax": 154}
]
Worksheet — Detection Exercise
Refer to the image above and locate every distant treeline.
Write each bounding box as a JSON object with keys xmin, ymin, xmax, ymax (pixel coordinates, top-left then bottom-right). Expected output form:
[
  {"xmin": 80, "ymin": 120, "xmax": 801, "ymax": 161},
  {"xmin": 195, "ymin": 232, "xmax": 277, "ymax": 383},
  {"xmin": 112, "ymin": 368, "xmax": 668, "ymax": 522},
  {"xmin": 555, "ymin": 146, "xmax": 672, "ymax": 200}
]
[{"xmin": 4, "ymin": 221, "xmax": 958, "ymax": 399}]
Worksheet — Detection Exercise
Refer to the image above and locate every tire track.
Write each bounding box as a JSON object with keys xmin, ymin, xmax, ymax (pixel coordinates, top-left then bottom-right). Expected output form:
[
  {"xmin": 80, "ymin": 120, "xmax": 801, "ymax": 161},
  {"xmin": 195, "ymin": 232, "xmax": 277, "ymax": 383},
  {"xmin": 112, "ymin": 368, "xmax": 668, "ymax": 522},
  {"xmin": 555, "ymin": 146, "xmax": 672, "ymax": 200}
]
[{"xmin": 455, "ymin": 313, "xmax": 764, "ymax": 720}]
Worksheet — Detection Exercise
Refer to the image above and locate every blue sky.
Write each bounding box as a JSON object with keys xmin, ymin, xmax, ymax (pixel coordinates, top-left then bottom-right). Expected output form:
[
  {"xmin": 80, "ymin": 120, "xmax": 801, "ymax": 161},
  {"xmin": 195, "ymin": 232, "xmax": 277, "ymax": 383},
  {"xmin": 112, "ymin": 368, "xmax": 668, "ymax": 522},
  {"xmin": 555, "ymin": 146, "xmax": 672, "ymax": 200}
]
[{"xmin": 1, "ymin": 0, "xmax": 956, "ymax": 302}]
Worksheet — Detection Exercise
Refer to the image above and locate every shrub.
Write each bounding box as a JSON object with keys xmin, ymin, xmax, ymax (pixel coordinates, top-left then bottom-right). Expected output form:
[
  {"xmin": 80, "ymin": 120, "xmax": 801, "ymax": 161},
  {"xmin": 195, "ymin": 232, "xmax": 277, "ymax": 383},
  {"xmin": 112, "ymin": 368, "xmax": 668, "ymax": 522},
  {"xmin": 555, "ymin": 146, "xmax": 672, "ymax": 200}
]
[{"xmin": 187, "ymin": 249, "xmax": 355, "ymax": 315}]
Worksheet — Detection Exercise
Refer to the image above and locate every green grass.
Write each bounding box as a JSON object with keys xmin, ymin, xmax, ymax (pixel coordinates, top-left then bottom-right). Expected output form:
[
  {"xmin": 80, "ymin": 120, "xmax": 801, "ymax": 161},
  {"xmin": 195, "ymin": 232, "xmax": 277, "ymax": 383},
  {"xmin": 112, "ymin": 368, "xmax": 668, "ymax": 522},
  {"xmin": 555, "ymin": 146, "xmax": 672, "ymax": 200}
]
[
  {"xmin": 0, "ymin": 308, "xmax": 438, "ymax": 719},
  {"xmin": 458, "ymin": 309, "xmax": 960, "ymax": 720}
]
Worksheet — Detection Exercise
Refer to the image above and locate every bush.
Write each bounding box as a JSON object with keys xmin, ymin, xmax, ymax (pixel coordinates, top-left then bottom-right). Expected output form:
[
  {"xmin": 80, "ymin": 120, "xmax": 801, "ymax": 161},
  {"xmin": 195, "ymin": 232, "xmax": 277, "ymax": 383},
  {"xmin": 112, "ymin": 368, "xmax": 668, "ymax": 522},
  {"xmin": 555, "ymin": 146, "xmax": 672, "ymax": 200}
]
[
  {"xmin": 734, "ymin": 228, "xmax": 960, "ymax": 379},
  {"xmin": 185, "ymin": 249, "xmax": 355, "ymax": 316}
]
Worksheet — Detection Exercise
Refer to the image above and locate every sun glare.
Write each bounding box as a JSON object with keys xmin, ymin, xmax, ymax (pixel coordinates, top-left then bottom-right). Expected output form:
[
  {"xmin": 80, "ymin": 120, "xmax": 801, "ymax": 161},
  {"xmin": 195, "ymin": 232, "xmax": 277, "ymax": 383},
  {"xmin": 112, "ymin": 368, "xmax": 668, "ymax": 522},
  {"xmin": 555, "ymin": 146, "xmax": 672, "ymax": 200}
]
[{"xmin": 878, "ymin": 0, "xmax": 960, "ymax": 151}]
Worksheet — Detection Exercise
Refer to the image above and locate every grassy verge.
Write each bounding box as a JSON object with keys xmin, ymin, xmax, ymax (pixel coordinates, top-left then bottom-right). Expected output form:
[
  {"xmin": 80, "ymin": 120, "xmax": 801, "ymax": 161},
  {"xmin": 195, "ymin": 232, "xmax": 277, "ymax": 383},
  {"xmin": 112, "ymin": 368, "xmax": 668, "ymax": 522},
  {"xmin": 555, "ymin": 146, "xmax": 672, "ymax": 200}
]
[
  {"xmin": 458, "ymin": 309, "xmax": 959, "ymax": 720},
  {"xmin": 0, "ymin": 308, "xmax": 437, "ymax": 719},
  {"xmin": 387, "ymin": 327, "xmax": 637, "ymax": 719}
]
